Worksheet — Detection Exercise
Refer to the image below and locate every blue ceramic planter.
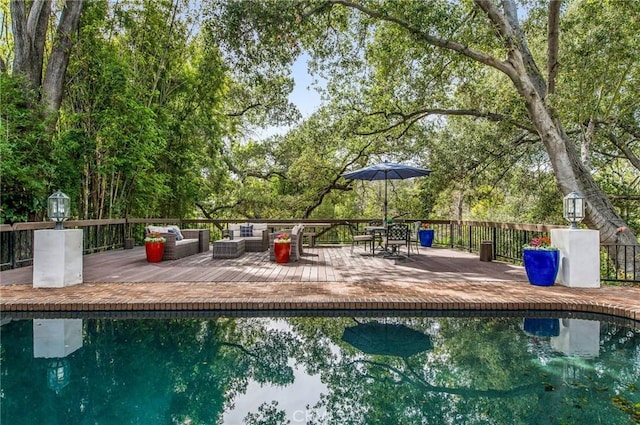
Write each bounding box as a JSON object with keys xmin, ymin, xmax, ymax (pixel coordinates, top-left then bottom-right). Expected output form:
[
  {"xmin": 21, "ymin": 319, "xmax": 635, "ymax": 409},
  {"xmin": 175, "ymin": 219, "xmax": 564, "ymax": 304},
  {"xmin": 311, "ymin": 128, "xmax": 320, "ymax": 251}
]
[
  {"xmin": 523, "ymin": 318, "xmax": 560, "ymax": 337},
  {"xmin": 523, "ymin": 249, "xmax": 559, "ymax": 286},
  {"xmin": 418, "ymin": 229, "xmax": 434, "ymax": 247}
]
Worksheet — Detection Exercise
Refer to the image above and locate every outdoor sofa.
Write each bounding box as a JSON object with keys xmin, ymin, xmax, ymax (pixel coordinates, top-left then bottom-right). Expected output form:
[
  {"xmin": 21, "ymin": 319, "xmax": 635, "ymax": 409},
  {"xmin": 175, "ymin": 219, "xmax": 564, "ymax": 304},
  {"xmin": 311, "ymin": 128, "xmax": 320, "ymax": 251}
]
[
  {"xmin": 145, "ymin": 225, "xmax": 210, "ymax": 260},
  {"xmin": 228, "ymin": 223, "xmax": 269, "ymax": 252}
]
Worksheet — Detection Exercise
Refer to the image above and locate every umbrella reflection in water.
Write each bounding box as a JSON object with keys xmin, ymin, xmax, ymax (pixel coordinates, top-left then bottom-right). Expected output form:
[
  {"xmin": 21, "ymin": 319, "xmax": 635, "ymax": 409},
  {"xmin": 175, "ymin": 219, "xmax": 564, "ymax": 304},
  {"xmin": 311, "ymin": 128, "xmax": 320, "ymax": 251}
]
[{"xmin": 341, "ymin": 320, "xmax": 433, "ymax": 358}]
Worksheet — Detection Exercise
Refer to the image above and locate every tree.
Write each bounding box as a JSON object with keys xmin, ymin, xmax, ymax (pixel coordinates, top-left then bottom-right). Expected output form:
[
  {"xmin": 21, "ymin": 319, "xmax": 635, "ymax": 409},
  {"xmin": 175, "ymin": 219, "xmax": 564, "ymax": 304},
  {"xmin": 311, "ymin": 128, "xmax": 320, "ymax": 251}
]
[
  {"xmin": 206, "ymin": 0, "xmax": 639, "ymax": 268},
  {"xmin": 1, "ymin": 0, "xmax": 84, "ymax": 222}
]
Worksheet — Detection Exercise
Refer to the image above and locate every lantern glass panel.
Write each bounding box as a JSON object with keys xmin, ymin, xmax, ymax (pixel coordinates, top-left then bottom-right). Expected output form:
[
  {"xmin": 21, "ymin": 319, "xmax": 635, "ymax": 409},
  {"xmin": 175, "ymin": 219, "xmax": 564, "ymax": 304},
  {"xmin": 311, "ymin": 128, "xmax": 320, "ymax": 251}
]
[
  {"xmin": 47, "ymin": 190, "xmax": 70, "ymax": 222},
  {"xmin": 563, "ymin": 192, "xmax": 585, "ymax": 228}
]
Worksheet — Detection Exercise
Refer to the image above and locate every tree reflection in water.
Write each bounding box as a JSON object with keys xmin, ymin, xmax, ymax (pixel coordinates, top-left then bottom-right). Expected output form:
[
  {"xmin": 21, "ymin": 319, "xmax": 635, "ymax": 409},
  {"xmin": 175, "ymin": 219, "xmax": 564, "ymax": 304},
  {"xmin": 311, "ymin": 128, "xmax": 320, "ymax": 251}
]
[{"xmin": 0, "ymin": 315, "xmax": 638, "ymax": 424}]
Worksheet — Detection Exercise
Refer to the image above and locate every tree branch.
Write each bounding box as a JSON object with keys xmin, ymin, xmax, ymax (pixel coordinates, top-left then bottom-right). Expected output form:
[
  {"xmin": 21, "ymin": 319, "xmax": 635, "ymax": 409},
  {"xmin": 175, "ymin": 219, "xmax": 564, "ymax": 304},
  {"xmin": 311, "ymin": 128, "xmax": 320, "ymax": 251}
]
[
  {"xmin": 355, "ymin": 107, "xmax": 536, "ymax": 136},
  {"xmin": 195, "ymin": 200, "xmax": 243, "ymax": 219},
  {"xmin": 606, "ymin": 131, "xmax": 640, "ymax": 172},
  {"xmin": 327, "ymin": 0, "xmax": 514, "ymax": 75},
  {"xmin": 226, "ymin": 102, "xmax": 263, "ymax": 117},
  {"xmin": 546, "ymin": 0, "xmax": 561, "ymax": 95},
  {"xmin": 303, "ymin": 139, "xmax": 376, "ymax": 218},
  {"xmin": 474, "ymin": 0, "xmax": 547, "ymax": 97}
]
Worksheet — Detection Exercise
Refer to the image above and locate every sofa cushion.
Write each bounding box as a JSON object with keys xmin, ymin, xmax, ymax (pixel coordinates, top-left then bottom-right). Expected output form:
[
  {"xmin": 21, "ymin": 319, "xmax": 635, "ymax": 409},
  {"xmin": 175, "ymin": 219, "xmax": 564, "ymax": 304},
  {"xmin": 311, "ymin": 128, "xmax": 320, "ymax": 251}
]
[
  {"xmin": 240, "ymin": 224, "xmax": 253, "ymax": 237},
  {"xmin": 228, "ymin": 224, "xmax": 241, "ymax": 239},
  {"xmin": 147, "ymin": 225, "xmax": 170, "ymax": 234},
  {"xmin": 175, "ymin": 238, "xmax": 198, "ymax": 246}
]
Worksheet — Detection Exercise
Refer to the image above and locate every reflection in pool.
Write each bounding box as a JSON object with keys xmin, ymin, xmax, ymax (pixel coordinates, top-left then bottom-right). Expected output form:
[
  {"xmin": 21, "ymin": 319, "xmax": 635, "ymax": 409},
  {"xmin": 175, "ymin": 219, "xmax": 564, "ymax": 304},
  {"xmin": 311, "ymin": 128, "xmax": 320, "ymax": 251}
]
[{"xmin": 1, "ymin": 314, "xmax": 639, "ymax": 424}]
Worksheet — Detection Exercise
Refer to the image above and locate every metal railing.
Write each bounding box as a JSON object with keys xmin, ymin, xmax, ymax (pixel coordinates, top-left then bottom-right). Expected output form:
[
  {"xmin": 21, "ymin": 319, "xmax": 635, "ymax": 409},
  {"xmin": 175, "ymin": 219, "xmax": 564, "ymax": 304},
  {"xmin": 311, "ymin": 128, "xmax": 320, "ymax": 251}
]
[
  {"xmin": 600, "ymin": 244, "xmax": 640, "ymax": 284},
  {"xmin": 1, "ymin": 218, "xmax": 638, "ymax": 285}
]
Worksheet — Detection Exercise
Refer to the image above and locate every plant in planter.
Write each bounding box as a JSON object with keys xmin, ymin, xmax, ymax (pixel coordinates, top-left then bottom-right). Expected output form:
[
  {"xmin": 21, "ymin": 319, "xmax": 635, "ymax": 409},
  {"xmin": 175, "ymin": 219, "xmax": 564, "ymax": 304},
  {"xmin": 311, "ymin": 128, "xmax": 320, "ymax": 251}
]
[
  {"xmin": 522, "ymin": 236, "xmax": 559, "ymax": 286},
  {"xmin": 274, "ymin": 233, "xmax": 291, "ymax": 263},
  {"xmin": 274, "ymin": 233, "xmax": 291, "ymax": 243},
  {"xmin": 418, "ymin": 222, "xmax": 434, "ymax": 247},
  {"xmin": 144, "ymin": 231, "xmax": 166, "ymax": 263}
]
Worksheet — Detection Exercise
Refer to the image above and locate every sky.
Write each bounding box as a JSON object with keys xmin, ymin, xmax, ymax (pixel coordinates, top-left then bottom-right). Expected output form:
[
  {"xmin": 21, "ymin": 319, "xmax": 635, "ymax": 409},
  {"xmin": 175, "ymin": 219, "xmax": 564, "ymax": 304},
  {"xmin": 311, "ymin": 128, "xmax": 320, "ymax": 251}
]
[
  {"xmin": 289, "ymin": 53, "xmax": 324, "ymax": 118},
  {"xmin": 257, "ymin": 53, "xmax": 325, "ymax": 140}
]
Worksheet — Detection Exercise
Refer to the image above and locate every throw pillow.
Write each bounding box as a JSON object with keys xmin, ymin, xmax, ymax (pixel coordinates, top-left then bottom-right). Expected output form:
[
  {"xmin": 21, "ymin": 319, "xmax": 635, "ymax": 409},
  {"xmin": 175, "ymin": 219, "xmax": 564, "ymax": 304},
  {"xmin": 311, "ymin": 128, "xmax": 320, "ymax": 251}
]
[
  {"xmin": 240, "ymin": 224, "xmax": 253, "ymax": 237},
  {"xmin": 168, "ymin": 225, "xmax": 184, "ymax": 241}
]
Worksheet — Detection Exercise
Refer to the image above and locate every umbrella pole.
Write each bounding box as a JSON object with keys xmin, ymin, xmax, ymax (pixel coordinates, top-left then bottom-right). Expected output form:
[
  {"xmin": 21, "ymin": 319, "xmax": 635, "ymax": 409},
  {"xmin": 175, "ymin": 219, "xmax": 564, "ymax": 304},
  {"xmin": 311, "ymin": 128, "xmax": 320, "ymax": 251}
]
[{"xmin": 384, "ymin": 175, "xmax": 388, "ymax": 222}]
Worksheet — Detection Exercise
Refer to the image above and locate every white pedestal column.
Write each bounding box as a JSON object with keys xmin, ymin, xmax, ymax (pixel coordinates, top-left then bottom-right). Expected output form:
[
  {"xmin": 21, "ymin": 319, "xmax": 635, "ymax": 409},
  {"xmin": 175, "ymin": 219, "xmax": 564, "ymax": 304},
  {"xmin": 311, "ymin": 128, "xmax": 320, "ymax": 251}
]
[
  {"xmin": 550, "ymin": 229, "xmax": 600, "ymax": 288},
  {"xmin": 551, "ymin": 319, "xmax": 600, "ymax": 358},
  {"xmin": 33, "ymin": 229, "xmax": 83, "ymax": 288},
  {"xmin": 33, "ymin": 319, "xmax": 83, "ymax": 358}
]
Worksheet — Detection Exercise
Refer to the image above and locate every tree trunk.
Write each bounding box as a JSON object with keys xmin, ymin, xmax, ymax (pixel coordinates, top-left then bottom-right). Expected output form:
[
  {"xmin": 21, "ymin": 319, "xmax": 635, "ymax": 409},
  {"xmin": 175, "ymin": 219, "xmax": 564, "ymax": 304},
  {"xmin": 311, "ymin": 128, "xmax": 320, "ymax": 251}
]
[
  {"xmin": 41, "ymin": 0, "xmax": 84, "ymax": 123},
  {"xmin": 499, "ymin": 23, "xmax": 638, "ymax": 274},
  {"xmin": 10, "ymin": 0, "xmax": 84, "ymax": 128},
  {"xmin": 10, "ymin": 0, "xmax": 51, "ymax": 90}
]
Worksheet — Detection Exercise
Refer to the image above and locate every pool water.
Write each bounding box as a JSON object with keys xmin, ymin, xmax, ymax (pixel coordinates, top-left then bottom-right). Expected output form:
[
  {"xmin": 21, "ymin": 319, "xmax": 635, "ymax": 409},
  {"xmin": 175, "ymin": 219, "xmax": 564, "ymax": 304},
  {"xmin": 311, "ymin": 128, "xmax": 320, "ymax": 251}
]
[{"xmin": 1, "ymin": 314, "xmax": 639, "ymax": 424}]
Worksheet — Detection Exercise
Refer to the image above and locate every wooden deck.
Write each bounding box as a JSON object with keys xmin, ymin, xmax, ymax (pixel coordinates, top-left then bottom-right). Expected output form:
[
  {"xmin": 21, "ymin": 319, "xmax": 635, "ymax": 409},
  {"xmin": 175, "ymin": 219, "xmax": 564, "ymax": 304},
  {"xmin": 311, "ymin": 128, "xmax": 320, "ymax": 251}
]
[
  {"xmin": 1, "ymin": 245, "xmax": 639, "ymax": 324},
  {"xmin": 1, "ymin": 245, "xmax": 527, "ymax": 284}
]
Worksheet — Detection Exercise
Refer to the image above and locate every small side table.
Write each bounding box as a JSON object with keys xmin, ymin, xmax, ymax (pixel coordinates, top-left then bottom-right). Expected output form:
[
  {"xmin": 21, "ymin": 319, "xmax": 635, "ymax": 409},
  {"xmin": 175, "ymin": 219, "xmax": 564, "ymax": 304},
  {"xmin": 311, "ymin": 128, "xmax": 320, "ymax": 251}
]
[
  {"xmin": 197, "ymin": 229, "xmax": 210, "ymax": 252},
  {"xmin": 213, "ymin": 239, "xmax": 245, "ymax": 258}
]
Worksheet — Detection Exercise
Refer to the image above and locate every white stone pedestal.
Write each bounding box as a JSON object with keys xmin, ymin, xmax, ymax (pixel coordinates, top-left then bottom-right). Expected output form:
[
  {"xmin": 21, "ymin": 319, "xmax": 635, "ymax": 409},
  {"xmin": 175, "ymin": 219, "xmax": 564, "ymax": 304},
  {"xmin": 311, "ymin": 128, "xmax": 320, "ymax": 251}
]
[
  {"xmin": 33, "ymin": 229, "xmax": 83, "ymax": 288},
  {"xmin": 33, "ymin": 319, "xmax": 83, "ymax": 358},
  {"xmin": 550, "ymin": 229, "xmax": 600, "ymax": 288}
]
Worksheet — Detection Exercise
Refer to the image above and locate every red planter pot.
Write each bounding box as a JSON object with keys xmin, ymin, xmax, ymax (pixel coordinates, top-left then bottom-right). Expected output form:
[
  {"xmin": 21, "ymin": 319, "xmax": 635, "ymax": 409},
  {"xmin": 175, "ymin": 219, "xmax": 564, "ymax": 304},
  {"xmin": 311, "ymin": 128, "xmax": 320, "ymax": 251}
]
[
  {"xmin": 145, "ymin": 241, "xmax": 165, "ymax": 263},
  {"xmin": 274, "ymin": 241, "xmax": 291, "ymax": 263}
]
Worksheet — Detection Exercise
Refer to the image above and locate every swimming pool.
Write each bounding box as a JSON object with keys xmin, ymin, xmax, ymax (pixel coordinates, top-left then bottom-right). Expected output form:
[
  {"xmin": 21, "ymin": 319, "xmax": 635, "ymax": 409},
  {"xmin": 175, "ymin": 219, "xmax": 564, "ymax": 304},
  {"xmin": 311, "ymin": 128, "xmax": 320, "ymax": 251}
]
[{"xmin": 1, "ymin": 313, "xmax": 639, "ymax": 424}]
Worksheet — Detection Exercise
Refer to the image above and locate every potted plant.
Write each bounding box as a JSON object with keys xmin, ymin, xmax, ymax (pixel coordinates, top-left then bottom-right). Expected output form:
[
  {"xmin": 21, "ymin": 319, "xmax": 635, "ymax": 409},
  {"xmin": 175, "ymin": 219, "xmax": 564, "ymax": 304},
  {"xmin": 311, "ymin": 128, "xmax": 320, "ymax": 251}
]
[
  {"xmin": 144, "ymin": 231, "xmax": 166, "ymax": 263},
  {"xmin": 418, "ymin": 222, "xmax": 434, "ymax": 247},
  {"xmin": 522, "ymin": 236, "xmax": 559, "ymax": 286},
  {"xmin": 273, "ymin": 232, "xmax": 291, "ymax": 263}
]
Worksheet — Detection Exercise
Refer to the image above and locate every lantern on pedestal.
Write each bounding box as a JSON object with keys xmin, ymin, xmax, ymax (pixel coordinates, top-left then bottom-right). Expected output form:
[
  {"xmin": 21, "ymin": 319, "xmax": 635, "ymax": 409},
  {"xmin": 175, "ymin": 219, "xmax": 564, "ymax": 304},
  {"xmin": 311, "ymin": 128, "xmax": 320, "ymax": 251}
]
[{"xmin": 48, "ymin": 190, "xmax": 71, "ymax": 230}]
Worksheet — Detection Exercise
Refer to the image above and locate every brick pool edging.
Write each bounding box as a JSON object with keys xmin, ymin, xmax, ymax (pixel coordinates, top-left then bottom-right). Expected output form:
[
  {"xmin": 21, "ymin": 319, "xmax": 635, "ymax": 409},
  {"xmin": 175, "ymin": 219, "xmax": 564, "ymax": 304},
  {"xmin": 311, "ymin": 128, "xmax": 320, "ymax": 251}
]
[{"xmin": 1, "ymin": 280, "xmax": 638, "ymax": 324}]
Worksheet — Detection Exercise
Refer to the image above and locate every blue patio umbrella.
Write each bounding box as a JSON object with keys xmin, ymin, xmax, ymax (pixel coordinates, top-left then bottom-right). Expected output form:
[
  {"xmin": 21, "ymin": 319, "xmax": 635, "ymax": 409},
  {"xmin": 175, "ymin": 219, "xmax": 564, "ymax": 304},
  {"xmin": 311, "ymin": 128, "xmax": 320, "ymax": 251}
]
[
  {"xmin": 342, "ymin": 161, "xmax": 431, "ymax": 221},
  {"xmin": 341, "ymin": 321, "xmax": 433, "ymax": 358}
]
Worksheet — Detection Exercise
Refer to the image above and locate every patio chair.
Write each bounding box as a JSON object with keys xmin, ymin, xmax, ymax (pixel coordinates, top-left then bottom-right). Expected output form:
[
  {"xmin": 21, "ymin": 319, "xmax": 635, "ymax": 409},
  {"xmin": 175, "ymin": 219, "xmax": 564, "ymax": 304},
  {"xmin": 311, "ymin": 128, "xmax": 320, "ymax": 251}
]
[
  {"xmin": 347, "ymin": 222, "xmax": 374, "ymax": 255},
  {"xmin": 408, "ymin": 221, "xmax": 421, "ymax": 255},
  {"xmin": 385, "ymin": 223, "xmax": 410, "ymax": 258},
  {"xmin": 293, "ymin": 224, "xmax": 304, "ymax": 258}
]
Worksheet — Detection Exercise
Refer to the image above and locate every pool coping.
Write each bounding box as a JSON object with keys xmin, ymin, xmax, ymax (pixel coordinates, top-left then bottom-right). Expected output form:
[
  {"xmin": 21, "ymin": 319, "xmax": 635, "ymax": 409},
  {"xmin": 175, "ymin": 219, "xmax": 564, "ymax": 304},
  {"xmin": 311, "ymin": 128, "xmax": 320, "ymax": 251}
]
[{"xmin": 1, "ymin": 280, "xmax": 638, "ymax": 325}]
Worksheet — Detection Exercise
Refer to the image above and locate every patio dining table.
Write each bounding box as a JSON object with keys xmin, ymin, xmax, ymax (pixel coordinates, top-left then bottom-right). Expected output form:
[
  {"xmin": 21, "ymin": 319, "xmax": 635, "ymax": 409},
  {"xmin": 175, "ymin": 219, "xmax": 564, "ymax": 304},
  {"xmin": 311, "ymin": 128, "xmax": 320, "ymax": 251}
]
[{"xmin": 364, "ymin": 226, "xmax": 388, "ymax": 255}]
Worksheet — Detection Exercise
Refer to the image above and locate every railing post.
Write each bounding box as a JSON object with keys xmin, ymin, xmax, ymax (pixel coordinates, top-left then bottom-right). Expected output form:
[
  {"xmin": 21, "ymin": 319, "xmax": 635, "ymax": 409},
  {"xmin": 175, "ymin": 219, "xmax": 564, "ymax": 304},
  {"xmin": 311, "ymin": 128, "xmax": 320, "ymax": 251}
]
[
  {"xmin": 10, "ymin": 229, "xmax": 16, "ymax": 269},
  {"xmin": 449, "ymin": 221, "xmax": 454, "ymax": 248},
  {"xmin": 492, "ymin": 227, "xmax": 497, "ymax": 260}
]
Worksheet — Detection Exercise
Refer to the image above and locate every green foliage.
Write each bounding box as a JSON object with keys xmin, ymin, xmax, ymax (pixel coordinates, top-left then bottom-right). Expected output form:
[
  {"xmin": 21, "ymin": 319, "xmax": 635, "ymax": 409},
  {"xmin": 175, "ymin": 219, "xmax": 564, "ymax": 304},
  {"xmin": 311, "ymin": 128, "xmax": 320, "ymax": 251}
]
[
  {"xmin": 0, "ymin": 74, "xmax": 53, "ymax": 223},
  {"xmin": 51, "ymin": 0, "xmax": 228, "ymax": 219},
  {"xmin": 5, "ymin": 0, "xmax": 638, "ymax": 229}
]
